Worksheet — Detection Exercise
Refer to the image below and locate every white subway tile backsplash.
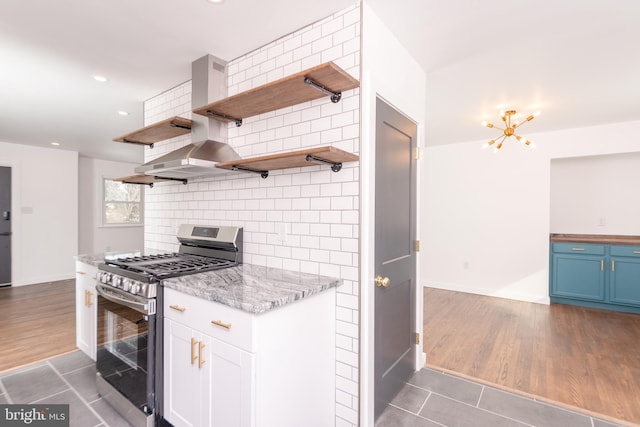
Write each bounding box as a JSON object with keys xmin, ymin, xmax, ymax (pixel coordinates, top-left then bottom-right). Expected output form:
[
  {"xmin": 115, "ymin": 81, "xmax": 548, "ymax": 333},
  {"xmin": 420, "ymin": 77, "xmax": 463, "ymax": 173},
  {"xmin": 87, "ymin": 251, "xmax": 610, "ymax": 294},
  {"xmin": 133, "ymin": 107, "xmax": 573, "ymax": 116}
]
[{"xmin": 144, "ymin": 5, "xmax": 360, "ymax": 425}]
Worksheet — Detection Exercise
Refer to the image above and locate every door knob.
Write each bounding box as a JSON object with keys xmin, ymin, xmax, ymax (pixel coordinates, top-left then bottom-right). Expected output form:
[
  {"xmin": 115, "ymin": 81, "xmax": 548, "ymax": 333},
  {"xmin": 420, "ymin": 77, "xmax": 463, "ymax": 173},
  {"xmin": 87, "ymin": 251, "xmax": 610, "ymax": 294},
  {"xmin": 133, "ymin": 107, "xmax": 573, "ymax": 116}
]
[{"xmin": 375, "ymin": 275, "xmax": 390, "ymax": 288}]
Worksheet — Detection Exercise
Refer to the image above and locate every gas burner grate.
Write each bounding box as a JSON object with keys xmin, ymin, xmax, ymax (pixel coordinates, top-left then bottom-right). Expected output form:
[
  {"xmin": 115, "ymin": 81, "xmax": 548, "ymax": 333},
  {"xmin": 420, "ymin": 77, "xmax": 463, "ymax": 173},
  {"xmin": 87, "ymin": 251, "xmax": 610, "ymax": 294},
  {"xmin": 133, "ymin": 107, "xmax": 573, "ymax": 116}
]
[{"xmin": 106, "ymin": 253, "xmax": 237, "ymax": 279}]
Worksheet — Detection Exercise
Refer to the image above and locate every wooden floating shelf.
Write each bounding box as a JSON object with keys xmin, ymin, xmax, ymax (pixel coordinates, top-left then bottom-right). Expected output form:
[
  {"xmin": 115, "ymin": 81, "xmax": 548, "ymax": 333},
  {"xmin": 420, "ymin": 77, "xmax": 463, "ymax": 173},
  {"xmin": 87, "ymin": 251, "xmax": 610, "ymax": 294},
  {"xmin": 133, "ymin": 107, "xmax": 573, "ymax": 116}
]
[
  {"xmin": 216, "ymin": 146, "xmax": 359, "ymax": 179},
  {"xmin": 113, "ymin": 116, "xmax": 192, "ymax": 147},
  {"xmin": 193, "ymin": 62, "xmax": 359, "ymax": 126},
  {"xmin": 113, "ymin": 174, "xmax": 188, "ymax": 188}
]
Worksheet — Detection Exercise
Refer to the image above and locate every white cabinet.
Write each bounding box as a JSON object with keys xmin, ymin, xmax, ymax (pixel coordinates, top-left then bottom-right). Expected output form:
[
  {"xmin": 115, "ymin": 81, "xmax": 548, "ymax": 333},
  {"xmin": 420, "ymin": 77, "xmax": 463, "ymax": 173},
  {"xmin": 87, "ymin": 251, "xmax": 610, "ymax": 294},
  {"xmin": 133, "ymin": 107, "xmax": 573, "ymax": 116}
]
[
  {"xmin": 163, "ymin": 287, "xmax": 335, "ymax": 427},
  {"xmin": 75, "ymin": 260, "xmax": 97, "ymax": 360},
  {"xmin": 164, "ymin": 318, "xmax": 254, "ymax": 427}
]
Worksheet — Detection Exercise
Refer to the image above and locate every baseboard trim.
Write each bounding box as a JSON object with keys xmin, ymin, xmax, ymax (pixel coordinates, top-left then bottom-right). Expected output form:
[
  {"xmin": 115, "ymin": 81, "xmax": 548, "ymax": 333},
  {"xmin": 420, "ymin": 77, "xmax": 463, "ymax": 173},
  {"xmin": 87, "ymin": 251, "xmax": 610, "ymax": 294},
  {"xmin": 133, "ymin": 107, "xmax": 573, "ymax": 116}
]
[{"xmin": 424, "ymin": 281, "xmax": 550, "ymax": 305}]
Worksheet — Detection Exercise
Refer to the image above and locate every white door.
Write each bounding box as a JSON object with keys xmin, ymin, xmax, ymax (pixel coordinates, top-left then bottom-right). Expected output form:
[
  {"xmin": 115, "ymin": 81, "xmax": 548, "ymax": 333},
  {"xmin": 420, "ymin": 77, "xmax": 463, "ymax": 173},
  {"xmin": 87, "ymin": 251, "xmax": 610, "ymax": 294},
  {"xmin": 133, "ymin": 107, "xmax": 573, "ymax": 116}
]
[
  {"xmin": 75, "ymin": 262, "xmax": 97, "ymax": 360},
  {"xmin": 207, "ymin": 337, "xmax": 254, "ymax": 427},
  {"xmin": 164, "ymin": 319, "xmax": 202, "ymax": 427}
]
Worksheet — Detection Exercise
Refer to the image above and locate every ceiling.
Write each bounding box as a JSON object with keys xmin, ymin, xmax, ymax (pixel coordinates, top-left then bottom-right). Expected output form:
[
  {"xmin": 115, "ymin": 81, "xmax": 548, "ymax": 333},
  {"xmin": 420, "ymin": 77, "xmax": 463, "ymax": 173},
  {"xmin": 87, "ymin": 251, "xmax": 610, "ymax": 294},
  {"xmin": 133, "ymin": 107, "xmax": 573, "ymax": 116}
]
[{"xmin": 2, "ymin": 1, "xmax": 639, "ymax": 164}]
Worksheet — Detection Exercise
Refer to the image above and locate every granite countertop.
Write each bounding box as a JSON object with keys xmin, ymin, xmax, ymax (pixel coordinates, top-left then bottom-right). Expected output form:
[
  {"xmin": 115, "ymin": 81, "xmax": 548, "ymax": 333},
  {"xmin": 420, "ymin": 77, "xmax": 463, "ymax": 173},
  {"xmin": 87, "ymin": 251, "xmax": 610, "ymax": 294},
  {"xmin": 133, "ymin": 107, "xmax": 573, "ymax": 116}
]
[
  {"xmin": 75, "ymin": 251, "xmax": 142, "ymax": 267},
  {"xmin": 550, "ymin": 234, "xmax": 640, "ymax": 245},
  {"xmin": 162, "ymin": 264, "xmax": 342, "ymax": 314}
]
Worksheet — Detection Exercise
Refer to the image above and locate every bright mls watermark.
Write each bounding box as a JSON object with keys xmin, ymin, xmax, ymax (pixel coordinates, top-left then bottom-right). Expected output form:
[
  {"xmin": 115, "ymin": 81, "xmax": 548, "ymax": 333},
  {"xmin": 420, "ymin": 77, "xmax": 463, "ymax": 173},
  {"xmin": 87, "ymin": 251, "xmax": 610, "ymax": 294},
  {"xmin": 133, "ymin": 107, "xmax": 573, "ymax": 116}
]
[{"xmin": 0, "ymin": 405, "xmax": 69, "ymax": 426}]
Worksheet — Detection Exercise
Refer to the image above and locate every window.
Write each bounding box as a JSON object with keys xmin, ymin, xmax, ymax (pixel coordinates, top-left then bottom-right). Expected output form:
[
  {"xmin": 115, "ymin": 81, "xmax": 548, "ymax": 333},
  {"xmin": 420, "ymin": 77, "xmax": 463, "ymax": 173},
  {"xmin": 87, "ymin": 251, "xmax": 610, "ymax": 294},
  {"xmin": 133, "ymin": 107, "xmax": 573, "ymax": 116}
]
[{"xmin": 103, "ymin": 179, "xmax": 142, "ymax": 225}]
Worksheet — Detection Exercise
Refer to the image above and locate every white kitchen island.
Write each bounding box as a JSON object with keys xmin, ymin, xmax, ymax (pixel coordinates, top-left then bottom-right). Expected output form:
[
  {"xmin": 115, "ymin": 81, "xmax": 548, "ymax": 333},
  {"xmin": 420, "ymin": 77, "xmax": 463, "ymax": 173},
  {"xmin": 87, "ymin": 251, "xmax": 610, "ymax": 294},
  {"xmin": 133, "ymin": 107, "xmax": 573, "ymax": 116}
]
[{"xmin": 161, "ymin": 265, "xmax": 340, "ymax": 427}]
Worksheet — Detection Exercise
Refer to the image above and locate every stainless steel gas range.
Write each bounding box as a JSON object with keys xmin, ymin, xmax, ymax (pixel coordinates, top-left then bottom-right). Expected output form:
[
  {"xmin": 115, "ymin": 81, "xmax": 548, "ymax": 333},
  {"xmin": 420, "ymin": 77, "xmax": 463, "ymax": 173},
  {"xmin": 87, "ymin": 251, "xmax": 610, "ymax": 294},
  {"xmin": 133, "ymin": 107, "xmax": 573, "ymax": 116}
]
[{"xmin": 96, "ymin": 224, "xmax": 242, "ymax": 427}]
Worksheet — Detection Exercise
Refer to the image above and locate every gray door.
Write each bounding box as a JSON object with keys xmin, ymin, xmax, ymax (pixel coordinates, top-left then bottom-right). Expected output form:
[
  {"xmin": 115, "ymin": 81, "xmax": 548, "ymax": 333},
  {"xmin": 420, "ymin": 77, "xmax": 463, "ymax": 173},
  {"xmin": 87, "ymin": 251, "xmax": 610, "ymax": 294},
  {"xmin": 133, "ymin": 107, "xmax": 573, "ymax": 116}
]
[
  {"xmin": 0, "ymin": 166, "xmax": 11, "ymax": 286},
  {"xmin": 374, "ymin": 98, "xmax": 417, "ymax": 418}
]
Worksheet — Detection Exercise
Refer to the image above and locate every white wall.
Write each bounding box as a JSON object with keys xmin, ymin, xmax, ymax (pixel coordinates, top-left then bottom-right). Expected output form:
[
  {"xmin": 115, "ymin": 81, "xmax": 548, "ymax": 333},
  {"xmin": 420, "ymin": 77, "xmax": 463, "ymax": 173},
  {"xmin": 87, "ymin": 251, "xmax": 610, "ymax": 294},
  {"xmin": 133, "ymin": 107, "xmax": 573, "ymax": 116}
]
[
  {"xmin": 360, "ymin": 3, "xmax": 427, "ymax": 426},
  {"xmin": 422, "ymin": 120, "xmax": 640, "ymax": 304},
  {"xmin": 551, "ymin": 152, "xmax": 640, "ymax": 235},
  {"xmin": 78, "ymin": 157, "xmax": 144, "ymax": 255},
  {"xmin": 0, "ymin": 142, "xmax": 78, "ymax": 285},
  {"xmin": 142, "ymin": 5, "xmax": 361, "ymax": 426}
]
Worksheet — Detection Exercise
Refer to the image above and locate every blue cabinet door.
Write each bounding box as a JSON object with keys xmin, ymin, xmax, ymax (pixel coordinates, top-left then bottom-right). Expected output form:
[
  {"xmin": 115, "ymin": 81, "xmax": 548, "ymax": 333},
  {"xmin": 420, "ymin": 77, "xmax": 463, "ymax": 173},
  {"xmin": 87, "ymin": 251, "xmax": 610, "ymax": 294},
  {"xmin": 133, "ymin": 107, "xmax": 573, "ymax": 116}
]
[
  {"xmin": 609, "ymin": 256, "xmax": 640, "ymax": 307},
  {"xmin": 551, "ymin": 254, "xmax": 605, "ymax": 301}
]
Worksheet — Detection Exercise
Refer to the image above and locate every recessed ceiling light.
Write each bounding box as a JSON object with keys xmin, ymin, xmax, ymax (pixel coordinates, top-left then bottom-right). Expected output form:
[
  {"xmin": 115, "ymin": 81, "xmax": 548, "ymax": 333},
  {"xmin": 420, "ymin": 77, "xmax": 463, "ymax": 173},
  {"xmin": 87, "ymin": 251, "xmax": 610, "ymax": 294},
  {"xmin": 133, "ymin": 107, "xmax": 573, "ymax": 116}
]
[
  {"xmin": 117, "ymin": 110, "xmax": 129, "ymax": 116},
  {"xmin": 93, "ymin": 75, "xmax": 108, "ymax": 83},
  {"xmin": 206, "ymin": 0, "xmax": 225, "ymax": 4},
  {"xmin": 51, "ymin": 142, "xmax": 60, "ymax": 146}
]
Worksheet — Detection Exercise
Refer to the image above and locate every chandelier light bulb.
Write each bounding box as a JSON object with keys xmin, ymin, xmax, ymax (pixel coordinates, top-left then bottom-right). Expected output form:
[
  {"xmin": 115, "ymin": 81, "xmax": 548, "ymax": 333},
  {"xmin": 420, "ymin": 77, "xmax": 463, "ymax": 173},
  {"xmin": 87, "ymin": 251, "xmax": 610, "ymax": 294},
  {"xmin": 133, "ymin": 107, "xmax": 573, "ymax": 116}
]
[{"xmin": 482, "ymin": 139, "xmax": 495, "ymax": 149}]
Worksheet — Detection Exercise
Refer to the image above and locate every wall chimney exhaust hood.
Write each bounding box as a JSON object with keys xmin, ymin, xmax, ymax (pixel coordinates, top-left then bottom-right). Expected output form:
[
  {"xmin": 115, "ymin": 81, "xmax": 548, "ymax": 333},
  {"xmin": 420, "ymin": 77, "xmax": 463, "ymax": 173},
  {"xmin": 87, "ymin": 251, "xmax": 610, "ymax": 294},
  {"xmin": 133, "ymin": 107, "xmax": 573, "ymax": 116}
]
[{"xmin": 135, "ymin": 55, "xmax": 240, "ymax": 179}]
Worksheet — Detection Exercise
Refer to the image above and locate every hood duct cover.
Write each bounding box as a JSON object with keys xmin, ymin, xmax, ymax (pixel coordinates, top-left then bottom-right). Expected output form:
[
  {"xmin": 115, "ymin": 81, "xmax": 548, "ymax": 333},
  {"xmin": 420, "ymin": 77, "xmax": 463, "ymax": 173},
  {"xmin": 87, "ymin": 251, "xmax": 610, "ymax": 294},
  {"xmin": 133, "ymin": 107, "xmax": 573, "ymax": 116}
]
[{"xmin": 135, "ymin": 55, "xmax": 241, "ymax": 179}]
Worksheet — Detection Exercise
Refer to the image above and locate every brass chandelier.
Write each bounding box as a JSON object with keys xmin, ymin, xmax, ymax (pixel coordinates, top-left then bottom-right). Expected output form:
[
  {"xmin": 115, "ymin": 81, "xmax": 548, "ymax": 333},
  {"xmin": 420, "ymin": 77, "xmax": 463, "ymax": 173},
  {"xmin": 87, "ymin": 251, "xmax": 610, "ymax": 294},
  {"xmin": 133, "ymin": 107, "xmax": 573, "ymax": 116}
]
[{"xmin": 481, "ymin": 110, "xmax": 540, "ymax": 151}]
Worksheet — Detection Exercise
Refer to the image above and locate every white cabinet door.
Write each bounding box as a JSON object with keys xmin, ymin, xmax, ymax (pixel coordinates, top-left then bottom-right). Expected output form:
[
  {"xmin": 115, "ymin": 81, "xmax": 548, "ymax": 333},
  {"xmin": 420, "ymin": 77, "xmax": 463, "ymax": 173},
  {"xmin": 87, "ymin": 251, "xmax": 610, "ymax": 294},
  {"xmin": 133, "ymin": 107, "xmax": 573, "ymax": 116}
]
[
  {"xmin": 164, "ymin": 318, "xmax": 205, "ymax": 427},
  {"xmin": 164, "ymin": 298, "xmax": 255, "ymax": 427},
  {"xmin": 75, "ymin": 261, "xmax": 97, "ymax": 360},
  {"xmin": 206, "ymin": 337, "xmax": 254, "ymax": 427}
]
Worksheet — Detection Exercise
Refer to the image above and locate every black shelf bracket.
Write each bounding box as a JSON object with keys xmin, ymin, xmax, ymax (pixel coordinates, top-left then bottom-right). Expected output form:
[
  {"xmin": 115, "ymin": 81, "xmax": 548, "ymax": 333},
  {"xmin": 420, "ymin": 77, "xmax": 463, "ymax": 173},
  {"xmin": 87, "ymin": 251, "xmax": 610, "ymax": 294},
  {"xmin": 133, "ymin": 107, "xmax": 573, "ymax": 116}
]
[
  {"xmin": 303, "ymin": 77, "xmax": 342, "ymax": 103},
  {"xmin": 122, "ymin": 138, "xmax": 154, "ymax": 149},
  {"xmin": 169, "ymin": 121, "xmax": 191, "ymax": 130},
  {"xmin": 231, "ymin": 165, "xmax": 269, "ymax": 179},
  {"xmin": 206, "ymin": 110, "xmax": 243, "ymax": 127},
  {"xmin": 153, "ymin": 176, "xmax": 188, "ymax": 185},
  {"xmin": 305, "ymin": 154, "xmax": 343, "ymax": 172},
  {"xmin": 123, "ymin": 181, "xmax": 154, "ymax": 188}
]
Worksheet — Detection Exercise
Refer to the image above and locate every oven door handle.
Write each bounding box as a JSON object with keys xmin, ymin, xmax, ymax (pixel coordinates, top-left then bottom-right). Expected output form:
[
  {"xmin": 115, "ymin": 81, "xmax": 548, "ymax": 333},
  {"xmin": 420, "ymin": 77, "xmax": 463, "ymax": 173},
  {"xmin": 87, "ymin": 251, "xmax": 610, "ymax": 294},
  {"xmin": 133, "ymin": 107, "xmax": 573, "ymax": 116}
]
[{"xmin": 96, "ymin": 283, "xmax": 154, "ymax": 315}]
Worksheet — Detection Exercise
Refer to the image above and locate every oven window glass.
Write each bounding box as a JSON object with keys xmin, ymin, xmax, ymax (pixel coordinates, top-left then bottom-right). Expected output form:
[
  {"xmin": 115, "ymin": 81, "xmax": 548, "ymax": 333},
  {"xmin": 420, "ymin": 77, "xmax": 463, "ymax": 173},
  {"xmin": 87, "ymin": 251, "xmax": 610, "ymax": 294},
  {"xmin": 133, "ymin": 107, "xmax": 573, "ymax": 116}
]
[{"xmin": 97, "ymin": 295, "xmax": 152, "ymax": 411}]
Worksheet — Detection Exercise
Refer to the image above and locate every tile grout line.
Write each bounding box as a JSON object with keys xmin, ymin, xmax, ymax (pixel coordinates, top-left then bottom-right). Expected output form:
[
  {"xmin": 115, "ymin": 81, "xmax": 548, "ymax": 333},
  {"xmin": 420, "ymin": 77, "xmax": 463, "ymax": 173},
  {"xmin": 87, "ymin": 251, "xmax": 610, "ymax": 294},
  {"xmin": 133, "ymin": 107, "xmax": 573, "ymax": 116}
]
[
  {"xmin": 427, "ymin": 390, "xmax": 536, "ymax": 427},
  {"xmin": 417, "ymin": 390, "xmax": 431, "ymax": 415},
  {"xmin": 387, "ymin": 399, "xmax": 448, "ymax": 427},
  {"xmin": 476, "ymin": 385, "xmax": 485, "ymax": 407},
  {"xmin": 0, "ymin": 379, "xmax": 13, "ymax": 404},
  {"xmin": 47, "ymin": 360, "xmax": 111, "ymax": 427}
]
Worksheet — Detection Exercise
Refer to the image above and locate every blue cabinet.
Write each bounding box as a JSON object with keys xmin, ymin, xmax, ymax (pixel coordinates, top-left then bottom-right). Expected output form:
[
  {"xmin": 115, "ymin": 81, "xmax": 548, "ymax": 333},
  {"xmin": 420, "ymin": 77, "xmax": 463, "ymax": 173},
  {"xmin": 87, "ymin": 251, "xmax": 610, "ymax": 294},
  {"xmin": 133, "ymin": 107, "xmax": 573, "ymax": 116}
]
[
  {"xmin": 609, "ymin": 245, "xmax": 640, "ymax": 307},
  {"xmin": 550, "ymin": 242, "xmax": 640, "ymax": 314}
]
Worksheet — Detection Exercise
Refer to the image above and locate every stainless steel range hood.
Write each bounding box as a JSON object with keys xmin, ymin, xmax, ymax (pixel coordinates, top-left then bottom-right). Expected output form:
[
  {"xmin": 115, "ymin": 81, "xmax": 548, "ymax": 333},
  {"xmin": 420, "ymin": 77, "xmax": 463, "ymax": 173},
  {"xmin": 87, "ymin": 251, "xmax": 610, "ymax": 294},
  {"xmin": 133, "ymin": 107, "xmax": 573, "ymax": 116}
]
[{"xmin": 135, "ymin": 55, "xmax": 240, "ymax": 179}]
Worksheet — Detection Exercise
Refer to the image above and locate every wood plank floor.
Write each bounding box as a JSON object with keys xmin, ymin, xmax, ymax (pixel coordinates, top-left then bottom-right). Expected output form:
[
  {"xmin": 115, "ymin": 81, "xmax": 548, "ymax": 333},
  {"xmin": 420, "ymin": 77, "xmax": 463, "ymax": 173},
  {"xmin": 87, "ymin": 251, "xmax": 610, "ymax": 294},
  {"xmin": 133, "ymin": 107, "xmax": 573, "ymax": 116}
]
[
  {"xmin": 0, "ymin": 280, "xmax": 76, "ymax": 373},
  {"xmin": 423, "ymin": 287, "xmax": 640, "ymax": 426}
]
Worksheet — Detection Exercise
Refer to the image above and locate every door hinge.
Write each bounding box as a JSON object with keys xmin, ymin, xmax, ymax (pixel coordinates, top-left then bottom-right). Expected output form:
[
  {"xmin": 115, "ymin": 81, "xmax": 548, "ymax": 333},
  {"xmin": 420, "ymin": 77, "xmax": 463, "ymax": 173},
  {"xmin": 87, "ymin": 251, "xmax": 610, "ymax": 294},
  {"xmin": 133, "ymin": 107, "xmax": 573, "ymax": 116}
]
[
  {"xmin": 414, "ymin": 240, "xmax": 420, "ymax": 252},
  {"xmin": 414, "ymin": 332, "xmax": 420, "ymax": 345}
]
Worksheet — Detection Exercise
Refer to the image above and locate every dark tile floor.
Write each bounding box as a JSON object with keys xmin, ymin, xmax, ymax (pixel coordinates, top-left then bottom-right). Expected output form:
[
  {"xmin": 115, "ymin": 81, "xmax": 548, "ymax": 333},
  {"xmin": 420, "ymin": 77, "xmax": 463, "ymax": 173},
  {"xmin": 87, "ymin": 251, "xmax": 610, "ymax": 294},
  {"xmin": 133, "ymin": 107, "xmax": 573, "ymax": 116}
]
[
  {"xmin": 0, "ymin": 351, "xmax": 132, "ymax": 427},
  {"xmin": 376, "ymin": 367, "xmax": 628, "ymax": 427},
  {"xmin": 1, "ymin": 351, "xmax": 629, "ymax": 427}
]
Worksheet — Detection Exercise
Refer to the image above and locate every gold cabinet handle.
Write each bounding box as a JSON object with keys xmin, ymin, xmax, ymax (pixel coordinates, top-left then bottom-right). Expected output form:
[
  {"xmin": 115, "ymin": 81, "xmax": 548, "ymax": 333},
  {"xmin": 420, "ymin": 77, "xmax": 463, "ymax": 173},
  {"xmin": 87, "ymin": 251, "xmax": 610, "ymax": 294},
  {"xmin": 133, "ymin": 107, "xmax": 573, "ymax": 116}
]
[
  {"xmin": 571, "ymin": 247, "xmax": 585, "ymax": 251},
  {"xmin": 169, "ymin": 304, "xmax": 186, "ymax": 312},
  {"xmin": 191, "ymin": 338, "xmax": 198, "ymax": 365},
  {"xmin": 612, "ymin": 260, "xmax": 615, "ymax": 272},
  {"xmin": 198, "ymin": 341, "xmax": 206, "ymax": 369},
  {"xmin": 84, "ymin": 290, "xmax": 88, "ymax": 307},
  {"xmin": 77, "ymin": 271, "xmax": 86, "ymax": 275},
  {"xmin": 211, "ymin": 320, "xmax": 232, "ymax": 330},
  {"xmin": 87, "ymin": 291, "xmax": 93, "ymax": 307},
  {"xmin": 375, "ymin": 275, "xmax": 390, "ymax": 288}
]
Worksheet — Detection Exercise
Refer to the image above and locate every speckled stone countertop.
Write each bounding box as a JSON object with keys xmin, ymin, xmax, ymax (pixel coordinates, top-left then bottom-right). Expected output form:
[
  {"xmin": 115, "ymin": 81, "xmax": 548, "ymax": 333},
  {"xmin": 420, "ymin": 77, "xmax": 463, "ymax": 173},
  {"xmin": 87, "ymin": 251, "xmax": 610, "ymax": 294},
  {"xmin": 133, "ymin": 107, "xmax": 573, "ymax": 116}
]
[
  {"xmin": 74, "ymin": 251, "xmax": 142, "ymax": 267},
  {"xmin": 162, "ymin": 264, "xmax": 342, "ymax": 314}
]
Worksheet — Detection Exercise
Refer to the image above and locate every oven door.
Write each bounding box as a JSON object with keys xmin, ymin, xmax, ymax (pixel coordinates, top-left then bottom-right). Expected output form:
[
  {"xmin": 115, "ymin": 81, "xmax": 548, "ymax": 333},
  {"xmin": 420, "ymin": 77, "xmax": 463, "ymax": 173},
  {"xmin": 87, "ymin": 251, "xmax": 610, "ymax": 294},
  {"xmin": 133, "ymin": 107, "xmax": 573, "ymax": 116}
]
[{"xmin": 96, "ymin": 283, "xmax": 155, "ymax": 426}]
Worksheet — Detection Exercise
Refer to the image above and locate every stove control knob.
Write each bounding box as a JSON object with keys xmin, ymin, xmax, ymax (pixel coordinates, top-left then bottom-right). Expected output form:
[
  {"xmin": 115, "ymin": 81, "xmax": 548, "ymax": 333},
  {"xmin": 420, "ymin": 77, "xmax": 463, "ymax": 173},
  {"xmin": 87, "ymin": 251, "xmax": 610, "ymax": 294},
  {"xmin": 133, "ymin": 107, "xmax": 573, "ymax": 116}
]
[
  {"xmin": 107, "ymin": 274, "xmax": 114, "ymax": 285},
  {"xmin": 137, "ymin": 283, "xmax": 147, "ymax": 297},
  {"xmin": 121, "ymin": 279, "xmax": 131, "ymax": 292},
  {"xmin": 130, "ymin": 282, "xmax": 140, "ymax": 295}
]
